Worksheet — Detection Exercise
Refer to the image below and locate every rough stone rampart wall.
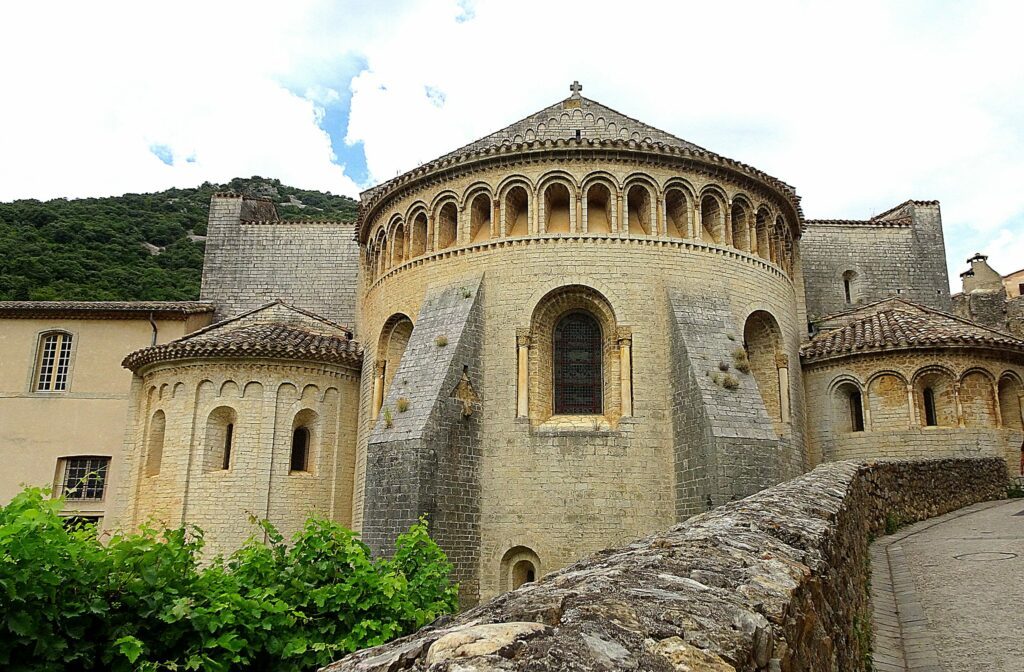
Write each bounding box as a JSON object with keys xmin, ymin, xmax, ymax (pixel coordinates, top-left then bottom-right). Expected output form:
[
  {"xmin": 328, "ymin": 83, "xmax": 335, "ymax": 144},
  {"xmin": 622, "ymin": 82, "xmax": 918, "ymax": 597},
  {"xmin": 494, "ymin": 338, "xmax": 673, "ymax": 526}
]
[
  {"xmin": 361, "ymin": 277, "xmax": 484, "ymax": 606},
  {"xmin": 801, "ymin": 202, "xmax": 950, "ymax": 321},
  {"xmin": 323, "ymin": 458, "xmax": 1008, "ymax": 672},
  {"xmin": 201, "ymin": 195, "xmax": 360, "ymax": 326}
]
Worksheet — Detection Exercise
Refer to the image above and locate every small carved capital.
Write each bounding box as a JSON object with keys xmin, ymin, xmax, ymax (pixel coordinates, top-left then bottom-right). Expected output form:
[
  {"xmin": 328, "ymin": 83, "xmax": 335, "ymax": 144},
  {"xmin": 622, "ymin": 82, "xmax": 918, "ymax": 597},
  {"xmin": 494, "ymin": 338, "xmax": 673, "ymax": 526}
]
[
  {"xmin": 375, "ymin": 360, "xmax": 387, "ymax": 376},
  {"xmin": 516, "ymin": 328, "xmax": 532, "ymax": 349},
  {"xmin": 775, "ymin": 353, "xmax": 789, "ymax": 369},
  {"xmin": 616, "ymin": 326, "xmax": 633, "ymax": 347}
]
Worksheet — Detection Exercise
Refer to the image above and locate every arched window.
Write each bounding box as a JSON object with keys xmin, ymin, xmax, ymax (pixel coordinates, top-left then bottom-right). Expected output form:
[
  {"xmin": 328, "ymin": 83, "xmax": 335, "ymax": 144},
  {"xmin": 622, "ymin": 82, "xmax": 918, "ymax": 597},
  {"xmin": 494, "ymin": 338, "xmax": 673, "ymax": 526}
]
[
  {"xmin": 731, "ymin": 200, "xmax": 750, "ymax": 251},
  {"xmin": 923, "ymin": 388, "xmax": 937, "ymax": 426},
  {"xmin": 436, "ymin": 202, "xmax": 457, "ymax": 250},
  {"xmin": 409, "ymin": 212, "xmax": 428, "ymax": 258},
  {"xmin": 512, "ymin": 560, "xmax": 536, "ymax": 589},
  {"xmin": 543, "ymin": 183, "xmax": 571, "ymax": 234},
  {"xmin": 665, "ymin": 188, "xmax": 688, "ymax": 238},
  {"xmin": 499, "ymin": 546, "xmax": 541, "ymax": 593},
  {"xmin": 700, "ymin": 194, "xmax": 723, "ymax": 244},
  {"xmin": 755, "ymin": 208, "xmax": 772, "ymax": 260},
  {"xmin": 35, "ymin": 331, "xmax": 73, "ymax": 392},
  {"xmin": 553, "ymin": 311, "xmax": 603, "ymax": 415},
  {"xmin": 146, "ymin": 410, "xmax": 166, "ymax": 476},
  {"xmin": 392, "ymin": 222, "xmax": 406, "ymax": 266},
  {"xmin": 832, "ymin": 382, "xmax": 864, "ymax": 432},
  {"xmin": 585, "ymin": 183, "xmax": 612, "ymax": 234},
  {"xmin": 290, "ymin": 427, "xmax": 309, "ymax": 472},
  {"xmin": 744, "ymin": 311, "xmax": 785, "ymax": 426},
  {"xmin": 204, "ymin": 406, "xmax": 237, "ymax": 471},
  {"xmin": 998, "ymin": 375, "xmax": 1023, "ymax": 430},
  {"xmin": 914, "ymin": 369, "xmax": 955, "ymax": 427},
  {"xmin": 469, "ymin": 192, "xmax": 491, "ymax": 243},
  {"xmin": 626, "ymin": 184, "xmax": 652, "ymax": 236},
  {"xmin": 843, "ymin": 270, "xmax": 859, "ymax": 305},
  {"xmin": 503, "ymin": 185, "xmax": 529, "ymax": 237}
]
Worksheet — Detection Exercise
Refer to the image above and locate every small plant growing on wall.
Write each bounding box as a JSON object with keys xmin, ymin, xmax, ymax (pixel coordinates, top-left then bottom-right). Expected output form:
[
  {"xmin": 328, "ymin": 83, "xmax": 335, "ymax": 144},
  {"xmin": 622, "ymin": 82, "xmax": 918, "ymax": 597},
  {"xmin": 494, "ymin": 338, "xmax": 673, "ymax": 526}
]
[
  {"xmin": 884, "ymin": 512, "xmax": 901, "ymax": 535},
  {"xmin": 435, "ymin": 335, "xmax": 448, "ymax": 347},
  {"xmin": 721, "ymin": 374, "xmax": 739, "ymax": 390},
  {"xmin": 731, "ymin": 347, "xmax": 751, "ymax": 374},
  {"xmin": 710, "ymin": 372, "xmax": 722, "ymax": 386},
  {"xmin": 383, "ymin": 406, "xmax": 394, "ymax": 428},
  {"xmin": 461, "ymin": 287, "xmax": 472, "ymax": 299},
  {"xmin": 396, "ymin": 397, "xmax": 410, "ymax": 413}
]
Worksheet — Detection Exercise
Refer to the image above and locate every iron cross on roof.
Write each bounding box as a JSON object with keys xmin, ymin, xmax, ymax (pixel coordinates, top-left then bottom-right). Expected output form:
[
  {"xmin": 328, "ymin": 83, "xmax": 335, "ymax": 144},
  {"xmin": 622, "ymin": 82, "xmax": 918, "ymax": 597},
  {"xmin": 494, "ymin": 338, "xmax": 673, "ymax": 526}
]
[{"xmin": 569, "ymin": 80, "xmax": 582, "ymax": 97}]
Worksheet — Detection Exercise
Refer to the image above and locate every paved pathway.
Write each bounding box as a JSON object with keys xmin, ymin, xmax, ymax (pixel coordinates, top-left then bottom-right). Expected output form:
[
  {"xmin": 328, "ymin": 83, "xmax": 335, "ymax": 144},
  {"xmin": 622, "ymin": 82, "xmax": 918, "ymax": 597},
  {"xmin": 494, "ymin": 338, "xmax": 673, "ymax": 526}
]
[{"xmin": 871, "ymin": 498, "xmax": 1024, "ymax": 672}]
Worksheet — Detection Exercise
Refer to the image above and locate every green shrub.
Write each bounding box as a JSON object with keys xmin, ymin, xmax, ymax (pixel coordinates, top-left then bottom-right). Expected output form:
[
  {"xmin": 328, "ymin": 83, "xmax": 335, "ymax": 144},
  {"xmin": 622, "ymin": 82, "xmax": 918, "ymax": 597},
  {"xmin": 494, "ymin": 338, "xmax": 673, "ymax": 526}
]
[{"xmin": 0, "ymin": 488, "xmax": 457, "ymax": 672}]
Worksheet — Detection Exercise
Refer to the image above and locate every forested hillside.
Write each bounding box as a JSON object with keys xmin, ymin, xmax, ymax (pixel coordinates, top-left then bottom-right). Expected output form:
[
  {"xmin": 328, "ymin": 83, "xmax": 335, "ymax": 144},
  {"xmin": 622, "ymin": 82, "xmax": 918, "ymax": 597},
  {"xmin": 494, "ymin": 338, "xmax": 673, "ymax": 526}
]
[{"xmin": 0, "ymin": 177, "xmax": 358, "ymax": 301}]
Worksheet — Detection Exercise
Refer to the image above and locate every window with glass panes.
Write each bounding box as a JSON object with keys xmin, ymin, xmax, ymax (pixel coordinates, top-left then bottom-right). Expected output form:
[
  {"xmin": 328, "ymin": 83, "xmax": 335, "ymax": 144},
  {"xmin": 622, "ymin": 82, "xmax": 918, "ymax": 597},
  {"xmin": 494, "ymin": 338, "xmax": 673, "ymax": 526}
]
[
  {"xmin": 36, "ymin": 332, "xmax": 73, "ymax": 392},
  {"xmin": 60, "ymin": 456, "xmax": 110, "ymax": 500}
]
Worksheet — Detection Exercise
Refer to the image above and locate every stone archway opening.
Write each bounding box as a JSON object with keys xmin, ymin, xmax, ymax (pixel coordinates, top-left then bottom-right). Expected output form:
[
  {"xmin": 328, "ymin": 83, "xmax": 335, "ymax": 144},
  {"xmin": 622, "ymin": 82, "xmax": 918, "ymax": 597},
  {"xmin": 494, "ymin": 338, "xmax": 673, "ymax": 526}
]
[
  {"xmin": 586, "ymin": 184, "xmax": 612, "ymax": 235},
  {"xmin": 544, "ymin": 183, "xmax": 571, "ymax": 234}
]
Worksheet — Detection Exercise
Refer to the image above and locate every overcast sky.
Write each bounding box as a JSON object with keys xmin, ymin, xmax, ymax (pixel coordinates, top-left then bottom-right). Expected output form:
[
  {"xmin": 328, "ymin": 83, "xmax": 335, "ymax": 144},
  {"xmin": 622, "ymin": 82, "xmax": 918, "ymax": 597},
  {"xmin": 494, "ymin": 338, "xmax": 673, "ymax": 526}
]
[{"xmin": 1, "ymin": 0, "xmax": 1021, "ymax": 288}]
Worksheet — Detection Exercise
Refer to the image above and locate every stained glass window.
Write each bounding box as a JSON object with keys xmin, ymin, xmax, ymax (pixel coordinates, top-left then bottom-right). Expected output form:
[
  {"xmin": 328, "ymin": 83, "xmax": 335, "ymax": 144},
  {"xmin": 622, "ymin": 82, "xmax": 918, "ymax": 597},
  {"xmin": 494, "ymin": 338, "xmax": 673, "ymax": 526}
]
[{"xmin": 553, "ymin": 312, "xmax": 602, "ymax": 414}]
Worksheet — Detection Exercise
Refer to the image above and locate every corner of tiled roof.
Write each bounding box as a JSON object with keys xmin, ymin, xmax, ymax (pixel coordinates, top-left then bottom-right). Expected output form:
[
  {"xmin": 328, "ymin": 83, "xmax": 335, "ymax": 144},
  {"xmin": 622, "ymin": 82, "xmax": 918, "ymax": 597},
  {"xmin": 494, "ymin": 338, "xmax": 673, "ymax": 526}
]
[
  {"xmin": 122, "ymin": 300, "xmax": 362, "ymax": 372},
  {"xmin": 802, "ymin": 297, "xmax": 1024, "ymax": 362}
]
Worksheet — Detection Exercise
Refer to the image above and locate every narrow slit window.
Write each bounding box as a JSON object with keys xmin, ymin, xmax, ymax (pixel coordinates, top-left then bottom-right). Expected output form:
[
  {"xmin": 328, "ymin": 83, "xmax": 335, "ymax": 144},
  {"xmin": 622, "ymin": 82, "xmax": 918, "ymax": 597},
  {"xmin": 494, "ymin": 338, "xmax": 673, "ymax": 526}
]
[
  {"xmin": 290, "ymin": 427, "xmax": 309, "ymax": 473},
  {"xmin": 553, "ymin": 311, "xmax": 602, "ymax": 414},
  {"xmin": 844, "ymin": 278, "xmax": 852, "ymax": 303},
  {"xmin": 923, "ymin": 388, "xmax": 937, "ymax": 426},
  {"xmin": 222, "ymin": 423, "xmax": 233, "ymax": 469},
  {"xmin": 36, "ymin": 332, "xmax": 73, "ymax": 392},
  {"xmin": 850, "ymin": 389, "xmax": 864, "ymax": 432}
]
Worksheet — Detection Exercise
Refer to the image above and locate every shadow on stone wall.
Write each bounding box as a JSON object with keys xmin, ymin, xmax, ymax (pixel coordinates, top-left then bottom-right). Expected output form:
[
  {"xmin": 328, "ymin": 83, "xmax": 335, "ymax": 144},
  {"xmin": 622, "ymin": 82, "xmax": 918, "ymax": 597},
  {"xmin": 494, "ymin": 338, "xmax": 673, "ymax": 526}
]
[{"xmin": 323, "ymin": 457, "xmax": 1007, "ymax": 672}]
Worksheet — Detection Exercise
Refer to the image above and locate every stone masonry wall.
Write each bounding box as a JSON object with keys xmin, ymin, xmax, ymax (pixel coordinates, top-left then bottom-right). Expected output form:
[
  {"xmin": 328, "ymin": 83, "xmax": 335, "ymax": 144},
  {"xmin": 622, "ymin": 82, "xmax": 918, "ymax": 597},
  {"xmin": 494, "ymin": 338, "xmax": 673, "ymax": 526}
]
[
  {"xmin": 362, "ymin": 277, "xmax": 484, "ymax": 606},
  {"xmin": 323, "ymin": 458, "xmax": 1008, "ymax": 672},
  {"xmin": 802, "ymin": 202, "xmax": 951, "ymax": 321},
  {"xmin": 201, "ymin": 195, "xmax": 360, "ymax": 326},
  {"xmin": 668, "ymin": 291, "xmax": 787, "ymax": 517}
]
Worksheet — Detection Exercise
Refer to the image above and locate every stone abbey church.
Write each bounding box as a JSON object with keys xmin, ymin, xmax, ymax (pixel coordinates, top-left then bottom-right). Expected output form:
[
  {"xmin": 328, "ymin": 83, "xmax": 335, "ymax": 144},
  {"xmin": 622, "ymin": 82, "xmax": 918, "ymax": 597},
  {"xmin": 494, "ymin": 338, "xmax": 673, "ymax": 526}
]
[{"xmin": 2, "ymin": 83, "xmax": 1023, "ymax": 606}]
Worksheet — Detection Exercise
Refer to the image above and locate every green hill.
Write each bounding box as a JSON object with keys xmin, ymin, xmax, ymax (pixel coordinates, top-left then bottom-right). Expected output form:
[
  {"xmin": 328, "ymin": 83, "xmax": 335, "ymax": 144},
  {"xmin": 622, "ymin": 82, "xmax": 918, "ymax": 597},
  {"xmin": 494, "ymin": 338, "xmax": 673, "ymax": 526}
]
[{"xmin": 0, "ymin": 177, "xmax": 358, "ymax": 301}]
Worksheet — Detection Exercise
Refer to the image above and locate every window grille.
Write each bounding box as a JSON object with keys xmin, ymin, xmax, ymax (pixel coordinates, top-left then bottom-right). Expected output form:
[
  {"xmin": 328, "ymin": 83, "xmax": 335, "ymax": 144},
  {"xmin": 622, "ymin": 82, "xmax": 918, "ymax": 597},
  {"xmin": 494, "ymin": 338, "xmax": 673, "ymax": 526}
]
[
  {"xmin": 36, "ymin": 332, "xmax": 73, "ymax": 392},
  {"xmin": 61, "ymin": 456, "xmax": 109, "ymax": 500},
  {"xmin": 553, "ymin": 312, "xmax": 602, "ymax": 414}
]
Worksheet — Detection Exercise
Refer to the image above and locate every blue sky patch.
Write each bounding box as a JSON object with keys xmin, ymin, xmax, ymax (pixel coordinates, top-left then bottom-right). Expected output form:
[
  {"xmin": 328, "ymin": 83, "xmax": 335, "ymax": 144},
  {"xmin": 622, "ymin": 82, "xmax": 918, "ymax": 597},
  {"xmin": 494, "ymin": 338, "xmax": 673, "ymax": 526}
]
[{"xmin": 149, "ymin": 144, "xmax": 174, "ymax": 166}]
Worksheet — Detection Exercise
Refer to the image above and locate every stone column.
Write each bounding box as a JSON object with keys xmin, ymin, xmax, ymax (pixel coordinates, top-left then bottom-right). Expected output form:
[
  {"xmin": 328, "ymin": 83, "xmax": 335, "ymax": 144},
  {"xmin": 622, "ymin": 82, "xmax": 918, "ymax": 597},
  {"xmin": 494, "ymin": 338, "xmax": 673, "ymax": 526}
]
[
  {"xmin": 694, "ymin": 201, "xmax": 703, "ymax": 241},
  {"xmin": 906, "ymin": 383, "xmax": 918, "ymax": 427},
  {"xmin": 618, "ymin": 329, "xmax": 633, "ymax": 417},
  {"xmin": 777, "ymin": 353, "xmax": 790, "ymax": 423},
  {"xmin": 516, "ymin": 329, "xmax": 531, "ymax": 418},
  {"xmin": 724, "ymin": 204, "xmax": 733, "ymax": 247},
  {"xmin": 492, "ymin": 198, "xmax": 499, "ymax": 239},
  {"xmin": 371, "ymin": 360, "xmax": 385, "ymax": 421},
  {"xmin": 954, "ymin": 382, "xmax": 965, "ymax": 427},
  {"xmin": 992, "ymin": 381, "xmax": 1003, "ymax": 427},
  {"xmin": 428, "ymin": 214, "xmax": 436, "ymax": 253},
  {"xmin": 748, "ymin": 220, "xmax": 757, "ymax": 255}
]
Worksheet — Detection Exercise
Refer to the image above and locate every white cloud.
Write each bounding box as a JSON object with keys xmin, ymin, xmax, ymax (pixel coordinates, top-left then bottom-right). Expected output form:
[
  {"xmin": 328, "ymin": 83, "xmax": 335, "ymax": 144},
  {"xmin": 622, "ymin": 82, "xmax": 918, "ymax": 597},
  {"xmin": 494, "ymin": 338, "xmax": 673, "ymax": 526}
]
[{"xmin": 1, "ymin": 0, "xmax": 1022, "ymax": 290}]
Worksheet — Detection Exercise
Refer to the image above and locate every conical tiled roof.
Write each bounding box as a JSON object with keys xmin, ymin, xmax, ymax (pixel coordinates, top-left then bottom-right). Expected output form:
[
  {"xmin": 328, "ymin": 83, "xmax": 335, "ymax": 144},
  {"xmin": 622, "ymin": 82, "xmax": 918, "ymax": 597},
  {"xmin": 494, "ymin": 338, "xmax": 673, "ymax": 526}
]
[
  {"xmin": 801, "ymin": 298, "xmax": 1024, "ymax": 361},
  {"xmin": 122, "ymin": 301, "xmax": 362, "ymax": 372},
  {"xmin": 437, "ymin": 93, "xmax": 710, "ymax": 160},
  {"xmin": 356, "ymin": 83, "xmax": 804, "ymax": 241}
]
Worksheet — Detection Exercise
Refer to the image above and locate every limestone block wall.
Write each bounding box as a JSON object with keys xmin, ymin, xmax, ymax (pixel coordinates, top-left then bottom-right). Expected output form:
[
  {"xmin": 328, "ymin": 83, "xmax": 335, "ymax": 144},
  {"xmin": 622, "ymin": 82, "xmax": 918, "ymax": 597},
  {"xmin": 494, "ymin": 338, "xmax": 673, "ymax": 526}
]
[
  {"xmin": 119, "ymin": 359, "xmax": 359, "ymax": 557},
  {"xmin": 668, "ymin": 292, "xmax": 790, "ymax": 517},
  {"xmin": 362, "ymin": 276, "xmax": 484, "ymax": 607},
  {"xmin": 201, "ymin": 195, "xmax": 360, "ymax": 326},
  {"xmin": 803, "ymin": 350, "xmax": 1024, "ymax": 473},
  {"xmin": 323, "ymin": 458, "xmax": 1008, "ymax": 672},
  {"xmin": 802, "ymin": 202, "xmax": 951, "ymax": 321},
  {"xmin": 353, "ymin": 229, "xmax": 806, "ymax": 602}
]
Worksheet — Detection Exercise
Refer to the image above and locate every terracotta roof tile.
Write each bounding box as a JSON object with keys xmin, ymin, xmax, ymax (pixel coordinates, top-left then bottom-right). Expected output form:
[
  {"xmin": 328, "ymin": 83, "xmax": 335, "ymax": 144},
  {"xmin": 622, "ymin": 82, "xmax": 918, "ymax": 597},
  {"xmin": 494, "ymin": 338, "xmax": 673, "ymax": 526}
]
[
  {"xmin": 802, "ymin": 299, "xmax": 1024, "ymax": 361},
  {"xmin": 122, "ymin": 321, "xmax": 361, "ymax": 372},
  {"xmin": 0, "ymin": 301, "xmax": 215, "ymax": 320}
]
